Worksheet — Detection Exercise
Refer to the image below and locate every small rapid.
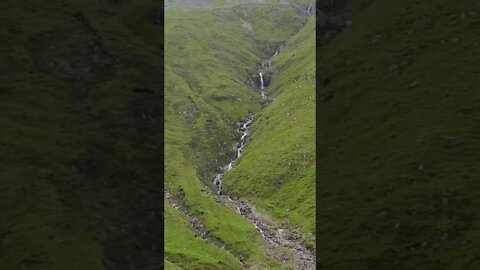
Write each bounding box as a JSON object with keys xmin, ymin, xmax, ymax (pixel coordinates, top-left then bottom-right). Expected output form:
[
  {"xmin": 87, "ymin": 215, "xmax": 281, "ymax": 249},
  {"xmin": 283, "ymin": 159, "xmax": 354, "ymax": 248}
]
[{"xmin": 213, "ymin": 115, "xmax": 253, "ymax": 195}]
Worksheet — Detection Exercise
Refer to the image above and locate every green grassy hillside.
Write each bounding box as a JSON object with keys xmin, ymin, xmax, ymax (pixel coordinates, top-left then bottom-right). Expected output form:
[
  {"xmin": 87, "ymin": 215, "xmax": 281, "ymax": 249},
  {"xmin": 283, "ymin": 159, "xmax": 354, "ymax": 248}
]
[
  {"xmin": 164, "ymin": 206, "xmax": 241, "ymax": 269},
  {"xmin": 164, "ymin": 3, "xmax": 313, "ymax": 269},
  {"xmin": 318, "ymin": 0, "xmax": 480, "ymax": 269},
  {"xmin": 223, "ymin": 18, "xmax": 316, "ymax": 248},
  {"xmin": 1, "ymin": 1, "xmax": 166, "ymax": 269}
]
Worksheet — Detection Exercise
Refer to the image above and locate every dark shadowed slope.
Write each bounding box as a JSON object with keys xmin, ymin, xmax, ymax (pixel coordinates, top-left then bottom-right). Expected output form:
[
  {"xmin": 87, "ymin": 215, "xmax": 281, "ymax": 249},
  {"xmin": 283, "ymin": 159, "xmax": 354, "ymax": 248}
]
[
  {"xmin": 1, "ymin": 1, "xmax": 166, "ymax": 269},
  {"xmin": 318, "ymin": 0, "xmax": 480, "ymax": 269}
]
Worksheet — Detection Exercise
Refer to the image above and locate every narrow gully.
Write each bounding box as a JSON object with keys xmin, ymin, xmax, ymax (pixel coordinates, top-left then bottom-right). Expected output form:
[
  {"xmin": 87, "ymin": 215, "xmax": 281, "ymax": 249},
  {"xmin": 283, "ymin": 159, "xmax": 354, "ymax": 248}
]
[
  {"xmin": 209, "ymin": 51, "xmax": 315, "ymax": 269},
  {"xmin": 210, "ymin": 112, "xmax": 315, "ymax": 269}
]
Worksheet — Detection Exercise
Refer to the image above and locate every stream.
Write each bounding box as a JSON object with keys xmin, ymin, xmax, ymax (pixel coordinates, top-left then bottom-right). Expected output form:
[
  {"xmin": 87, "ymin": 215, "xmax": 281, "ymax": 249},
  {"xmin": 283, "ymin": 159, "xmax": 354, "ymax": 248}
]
[
  {"xmin": 210, "ymin": 116, "xmax": 315, "ymax": 270},
  {"xmin": 210, "ymin": 52, "xmax": 315, "ymax": 269}
]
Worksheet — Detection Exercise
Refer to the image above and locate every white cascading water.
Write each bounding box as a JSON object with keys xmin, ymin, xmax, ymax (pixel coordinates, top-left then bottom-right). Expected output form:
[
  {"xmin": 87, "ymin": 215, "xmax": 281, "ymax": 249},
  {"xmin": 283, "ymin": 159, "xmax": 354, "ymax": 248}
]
[
  {"xmin": 211, "ymin": 116, "xmax": 272, "ymax": 241},
  {"xmin": 213, "ymin": 116, "xmax": 253, "ymax": 194},
  {"xmin": 213, "ymin": 174, "xmax": 222, "ymax": 195},
  {"xmin": 259, "ymin": 72, "xmax": 266, "ymax": 100},
  {"xmin": 259, "ymin": 72, "xmax": 264, "ymax": 90}
]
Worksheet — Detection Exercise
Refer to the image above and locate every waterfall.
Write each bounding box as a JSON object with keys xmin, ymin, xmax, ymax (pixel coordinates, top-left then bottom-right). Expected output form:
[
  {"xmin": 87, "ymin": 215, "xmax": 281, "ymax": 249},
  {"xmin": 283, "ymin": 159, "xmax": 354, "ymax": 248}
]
[
  {"xmin": 259, "ymin": 72, "xmax": 267, "ymax": 100},
  {"xmin": 259, "ymin": 72, "xmax": 264, "ymax": 90}
]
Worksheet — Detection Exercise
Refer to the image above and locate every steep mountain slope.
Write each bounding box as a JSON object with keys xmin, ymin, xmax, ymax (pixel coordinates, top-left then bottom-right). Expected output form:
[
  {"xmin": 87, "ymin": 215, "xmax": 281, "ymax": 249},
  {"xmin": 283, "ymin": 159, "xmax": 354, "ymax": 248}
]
[
  {"xmin": 318, "ymin": 0, "xmax": 480, "ymax": 269},
  {"xmin": 1, "ymin": 1, "xmax": 165, "ymax": 269},
  {"xmin": 164, "ymin": 3, "xmax": 313, "ymax": 269},
  {"xmin": 223, "ymin": 18, "xmax": 316, "ymax": 248}
]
